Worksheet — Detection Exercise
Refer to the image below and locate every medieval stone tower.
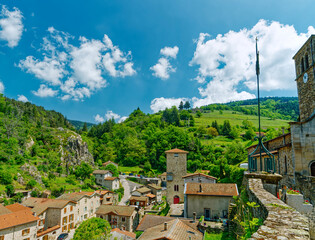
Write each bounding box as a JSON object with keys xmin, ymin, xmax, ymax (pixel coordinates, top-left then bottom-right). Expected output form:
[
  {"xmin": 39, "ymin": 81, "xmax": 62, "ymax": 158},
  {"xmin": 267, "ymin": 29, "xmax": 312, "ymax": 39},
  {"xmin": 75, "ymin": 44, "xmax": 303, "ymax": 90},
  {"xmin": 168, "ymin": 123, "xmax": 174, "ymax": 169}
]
[
  {"xmin": 165, "ymin": 148, "xmax": 188, "ymax": 204},
  {"xmin": 292, "ymin": 35, "xmax": 315, "ymax": 122}
]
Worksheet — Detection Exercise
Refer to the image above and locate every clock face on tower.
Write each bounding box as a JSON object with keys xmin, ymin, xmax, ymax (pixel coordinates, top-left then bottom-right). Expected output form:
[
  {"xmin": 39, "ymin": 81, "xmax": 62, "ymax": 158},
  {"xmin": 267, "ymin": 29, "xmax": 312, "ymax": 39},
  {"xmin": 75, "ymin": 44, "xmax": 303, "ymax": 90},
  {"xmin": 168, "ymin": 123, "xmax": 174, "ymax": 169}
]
[{"xmin": 303, "ymin": 73, "xmax": 308, "ymax": 83}]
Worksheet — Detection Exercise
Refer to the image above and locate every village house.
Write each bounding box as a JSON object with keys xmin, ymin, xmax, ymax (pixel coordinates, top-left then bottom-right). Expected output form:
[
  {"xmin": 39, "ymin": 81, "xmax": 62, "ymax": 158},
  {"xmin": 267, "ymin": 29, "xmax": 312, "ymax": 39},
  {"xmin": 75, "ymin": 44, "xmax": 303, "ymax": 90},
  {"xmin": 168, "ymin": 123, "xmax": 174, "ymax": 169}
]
[
  {"xmin": 129, "ymin": 196, "xmax": 148, "ymax": 207},
  {"xmin": 184, "ymin": 183, "xmax": 239, "ymax": 220},
  {"xmin": 95, "ymin": 205, "xmax": 138, "ymax": 232},
  {"xmin": 110, "ymin": 228, "xmax": 136, "ymax": 240},
  {"xmin": 137, "ymin": 218, "xmax": 203, "ymax": 240},
  {"xmin": 93, "ymin": 170, "xmax": 120, "ymax": 191},
  {"xmin": 102, "ymin": 161, "xmax": 119, "ymax": 169},
  {"xmin": 95, "ymin": 190, "xmax": 118, "ymax": 205},
  {"xmin": 131, "ymin": 186, "xmax": 151, "ymax": 197},
  {"xmin": 0, "ymin": 203, "xmax": 39, "ymax": 240},
  {"xmin": 23, "ymin": 197, "xmax": 77, "ymax": 233},
  {"xmin": 159, "ymin": 172, "xmax": 167, "ymax": 187},
  {"xmin": 103, "ymin": 177, "xmax": 120, "ymax": 191},
  {"xmin": 182, "ymin": 172, "xmax": 217, "ymax": 184},
  {"xmin": 147, "ymin": 183, "xmax": 162, "ymax": 203},
  {"xmin": 57, "ymin": 191, "xmax": 101, "ymax": 223}
]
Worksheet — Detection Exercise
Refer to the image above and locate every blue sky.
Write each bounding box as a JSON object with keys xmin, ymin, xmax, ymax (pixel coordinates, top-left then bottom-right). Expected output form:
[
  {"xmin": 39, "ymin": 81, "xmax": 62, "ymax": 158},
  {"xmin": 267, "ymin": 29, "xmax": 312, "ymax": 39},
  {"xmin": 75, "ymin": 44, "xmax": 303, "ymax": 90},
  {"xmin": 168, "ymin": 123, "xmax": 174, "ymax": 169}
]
[{"xmin": 0, "ymin": 0, "xmax": 314, "ymax": 123}]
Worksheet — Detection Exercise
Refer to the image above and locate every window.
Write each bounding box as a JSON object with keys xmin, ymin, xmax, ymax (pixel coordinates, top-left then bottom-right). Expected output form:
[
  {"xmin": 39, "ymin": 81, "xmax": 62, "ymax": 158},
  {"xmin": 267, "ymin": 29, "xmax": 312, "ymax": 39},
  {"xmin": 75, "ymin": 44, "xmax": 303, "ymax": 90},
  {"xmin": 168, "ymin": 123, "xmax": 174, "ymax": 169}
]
[
  {"xmin": 122, "ymin": 226, "xmax": 126, "ymax": 230},
  {"xmin": 62, "ymin": 226, "xmax": 67, "ymax": 232},
  {"xmin": 0, "ymin": 236, "xmax": 4, "ymax": 240},
  {"xmin": 85, "ymin": 199, "xmax": 87, "ymax": 204},
  {"xmin": 301, "ymin": 57, "xmax": 305, "ymax": 73},
  {"xmin": 122, "ymin": 217, "xmax": 126, "ymax": 222},
  {"xmin": 84, "ymin": 206, "xmax": 87, "ymax": 212},
  {"xmin": 22, "ymin": 229, "xmax": 30, "ymax": 236},
  {"xmin": 70, "ymin": 206, "xmax": 73, "ymax": 211},
  {"xmin": 284, "ymin": 156, "xmax": 288, "ymax": 175},
  {"xmin": 63, "ymin": 216, "xmax": 67, "ymax": 225},
  {"xmin": 70, "ymin": 223, "xmax": 74, "ymax": 229},
  {"xmin": 64, "ymin": 207, "xmax": 67, "ymax": 214},
  {"xmin": 69, "ymin": 214, "xmax": 74, "ymax": 222},
  {"xmin": 174, "ymin": 153, "xmax": 179, "ymax": 157},
  {"xmin": 310, "ymin": 161, "xmax": 315, "ymax": 177},
  {"xmin": 84, "ymin": 214, "xmax": 87, "ymax": 219},
  {"xmin": 174, "ymin": 185, "xmax": 179, "ymax": 191},
  {"xmin": 305, "ymin": 54, "xmax": 309, "ymax": 69}
]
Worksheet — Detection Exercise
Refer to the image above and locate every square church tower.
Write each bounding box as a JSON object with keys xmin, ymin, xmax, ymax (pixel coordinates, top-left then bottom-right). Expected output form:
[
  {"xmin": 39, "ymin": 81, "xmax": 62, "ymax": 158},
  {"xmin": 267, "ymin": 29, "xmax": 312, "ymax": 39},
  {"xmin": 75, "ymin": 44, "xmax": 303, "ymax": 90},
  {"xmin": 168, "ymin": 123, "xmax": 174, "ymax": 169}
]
[
  {"xmin": 292, "ymin": 35, "xmax": 315, "ymax": 122},
  {"xmin": 165, "ymin": 148, "xmax": 188, "ymax": 204}
]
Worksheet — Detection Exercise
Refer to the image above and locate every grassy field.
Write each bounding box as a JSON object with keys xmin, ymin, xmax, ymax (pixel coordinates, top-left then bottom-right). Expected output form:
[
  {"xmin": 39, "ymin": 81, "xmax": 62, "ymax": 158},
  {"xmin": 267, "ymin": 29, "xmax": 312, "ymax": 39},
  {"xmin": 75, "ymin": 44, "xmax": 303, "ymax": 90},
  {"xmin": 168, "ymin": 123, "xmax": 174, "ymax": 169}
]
[
  {"xmin": 193, "ymin": 110, "xmax": 289, "ymax": 130},
  {"xmin": 118, "ymin": 166, "xmax": 143, "ymax": 173},
  {"xmin": 204, "ymin": 231, "xmax": 233, "ymax": 240}
]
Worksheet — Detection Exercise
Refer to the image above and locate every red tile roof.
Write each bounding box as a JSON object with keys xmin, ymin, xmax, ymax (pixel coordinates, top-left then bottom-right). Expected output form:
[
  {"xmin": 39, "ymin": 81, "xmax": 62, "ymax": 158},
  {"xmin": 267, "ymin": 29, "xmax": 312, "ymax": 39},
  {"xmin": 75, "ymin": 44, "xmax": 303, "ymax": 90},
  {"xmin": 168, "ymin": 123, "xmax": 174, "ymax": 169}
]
[
  {"xmin": 165, "ymin": 148, "xmax": 189, "ymax": 154},
  {"xmin": 0, "ymin": 209, "xmax": 39, "ymax": 231},
  {"xmin": 5, "ymin": 203, "xmax": 32, "ymax": 212},
  {"xmin": 111, "ymin": 228, "xmax": 136, "ymax": 239},
  {"xmin": 182, "ymin": 173, "xmax": 217, "ymax": 180},
  {"xmin": 37, "ymin": 225, "xmax": 60, "ymax": 237},
  {"xmin": 104, "ymin": 177, "xmax": 118, "ymax": 181},
  {"xmin": 185, "ymin": 183, "xmax": 238, "ymax": 196}
]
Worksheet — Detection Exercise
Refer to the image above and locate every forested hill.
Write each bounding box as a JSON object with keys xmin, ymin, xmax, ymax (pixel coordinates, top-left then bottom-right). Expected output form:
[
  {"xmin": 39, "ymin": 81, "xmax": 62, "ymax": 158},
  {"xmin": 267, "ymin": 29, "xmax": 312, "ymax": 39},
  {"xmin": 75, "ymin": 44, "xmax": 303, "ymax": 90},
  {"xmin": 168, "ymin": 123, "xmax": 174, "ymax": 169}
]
[{"xmin": 199, "ymin": 97, "xmax": 299, "ymax": 121}]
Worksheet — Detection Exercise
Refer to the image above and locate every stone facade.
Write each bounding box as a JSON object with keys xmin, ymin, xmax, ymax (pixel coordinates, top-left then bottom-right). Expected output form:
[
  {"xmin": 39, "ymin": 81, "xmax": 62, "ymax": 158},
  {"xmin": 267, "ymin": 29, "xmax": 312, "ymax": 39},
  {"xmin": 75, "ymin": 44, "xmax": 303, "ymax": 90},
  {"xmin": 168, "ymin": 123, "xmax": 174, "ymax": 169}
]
[
  {"xmin": 165, "ymin": 149, "xmax": 188, "ymax": 204},
  {"xmin": 0, "ymin": 221, "xmax": 38, "ymax": 240},
  {"xmin": 292, "ymin": 35, "xmax": 315, "ymax": 122},
  {"xmin": 247, "ymin": 178, "xmax": 310, "ymax": 240}
]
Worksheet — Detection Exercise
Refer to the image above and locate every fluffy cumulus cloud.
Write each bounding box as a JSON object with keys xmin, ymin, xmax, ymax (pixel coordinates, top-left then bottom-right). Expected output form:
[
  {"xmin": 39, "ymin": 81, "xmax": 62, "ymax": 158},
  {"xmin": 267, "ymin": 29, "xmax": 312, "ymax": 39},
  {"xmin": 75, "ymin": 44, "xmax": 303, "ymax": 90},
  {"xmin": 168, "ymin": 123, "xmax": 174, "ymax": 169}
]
[
  {"xmin": 17, "ymin": 95, "xmax": 28, "ymax": 102},
  {"xmin": 150, "ymin": 46, "xmax": 179, "ymax": 80},
  {"xmin": 0, "ymin": 81, "xmax": 4, "ymax": 93},
  {"xmin": 189, "ymin": 19, "xmax": 315, "ymax": 107},
  {"xmin": 150, "ymin": 97, "xmax": 189, "ymax": 113},
  {"xmin": 0, "ymin": 5, "xmax": 23, "ymax": 48},
  {"xmin": 32, "ymin": 84, "xmax": 58, "ymax": 97},
  {"xmin": 18, "ymin": 28, "xmax": 136, "ymax": 100},
  {"xmin": 94, "ymin": 110, "xmax": 128, "ymax": 123}
]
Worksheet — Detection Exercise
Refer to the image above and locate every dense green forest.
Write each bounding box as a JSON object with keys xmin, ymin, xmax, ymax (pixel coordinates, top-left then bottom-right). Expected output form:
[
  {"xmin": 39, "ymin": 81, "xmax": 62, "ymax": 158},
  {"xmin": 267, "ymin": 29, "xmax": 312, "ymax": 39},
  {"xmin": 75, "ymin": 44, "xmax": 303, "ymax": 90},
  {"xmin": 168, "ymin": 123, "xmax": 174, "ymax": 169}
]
[{"xmin": 0, "ymin": 94, "xmax": 296, "ymax": 204}]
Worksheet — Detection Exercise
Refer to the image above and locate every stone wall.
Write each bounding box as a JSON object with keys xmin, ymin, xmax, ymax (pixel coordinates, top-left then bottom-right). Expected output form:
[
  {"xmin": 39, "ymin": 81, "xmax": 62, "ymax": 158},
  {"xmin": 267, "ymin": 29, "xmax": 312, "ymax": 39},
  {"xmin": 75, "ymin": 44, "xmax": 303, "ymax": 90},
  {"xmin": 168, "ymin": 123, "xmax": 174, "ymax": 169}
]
[
  {"xmin": 286, "ymin": 193, "xmax": 313, "ymax": 215},
  {"xmin": 247, "ymin": 178, "xmax": 310, "ymax": 240}
]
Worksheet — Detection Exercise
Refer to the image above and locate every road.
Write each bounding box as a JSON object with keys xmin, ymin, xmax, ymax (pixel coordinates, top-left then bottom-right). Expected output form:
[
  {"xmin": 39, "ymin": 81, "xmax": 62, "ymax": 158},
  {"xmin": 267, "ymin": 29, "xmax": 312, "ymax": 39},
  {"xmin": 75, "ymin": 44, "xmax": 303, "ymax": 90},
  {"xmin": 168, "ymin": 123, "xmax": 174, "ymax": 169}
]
[{"xmin": 119, "ymin": 175, "xmax": 131, "ymax": 205}]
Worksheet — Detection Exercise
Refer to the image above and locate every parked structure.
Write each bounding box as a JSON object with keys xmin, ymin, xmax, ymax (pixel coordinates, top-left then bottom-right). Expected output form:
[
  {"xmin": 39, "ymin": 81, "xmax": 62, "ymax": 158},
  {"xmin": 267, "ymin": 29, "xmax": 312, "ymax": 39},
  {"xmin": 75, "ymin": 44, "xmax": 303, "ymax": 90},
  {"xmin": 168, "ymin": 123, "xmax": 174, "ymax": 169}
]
[
  {"xmin": 184, "ymin": 183, "xmax": 239, "ymax": 219},
  {"xmin": 165, "ymin": 148, "xmax": 188, "ymax": 204},
  {"xmin": 95, "ymin": 205, "xmax": 138, "ymax": 232}
]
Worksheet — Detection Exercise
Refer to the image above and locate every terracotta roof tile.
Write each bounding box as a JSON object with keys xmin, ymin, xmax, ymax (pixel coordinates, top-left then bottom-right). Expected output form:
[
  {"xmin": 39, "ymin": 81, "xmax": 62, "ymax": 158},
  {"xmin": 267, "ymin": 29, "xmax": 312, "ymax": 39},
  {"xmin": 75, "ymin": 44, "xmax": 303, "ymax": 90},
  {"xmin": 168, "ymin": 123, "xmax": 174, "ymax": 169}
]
[
  {"xmin": 23, "ymin": 198, "xmax": 74, "ymax": 215},
  {"xmin": 138, "ymin": 219, "xmax": 202, "ymax": 240},
  {"xmin": 5, "ymin": 203, "xmax": 32, "ymax": 212},
  {"xmin": 136, "ymin": 215, "xmax": 175, "ymax": 231},
  {"xmin": 182, "ymin": 173, "xmax": 217, "ymax": 180},
  {"xmin": 111, "ymin": 228, "xmax": 136, "ymax": 239},
  {"xmin": 165, "ymin": 148, "xmax": 189, "ymax": 154},
  {"xmin": 0, "ymin": 209, "xmax": 39, "ymax": 231},
  {"xmin": 185, "ymin": 183, "xmax": 238, "ymax": 196},
  {"xmin": 96, "ymin": 205, "xmax": 136, "ymax": 217},
  {"xmin": 146, "ymin": 194, "xmax": 156, "ymax": 198},
  {"xmin": 37, "ymin": 225, "xmax": 60, "ymax": 237}
]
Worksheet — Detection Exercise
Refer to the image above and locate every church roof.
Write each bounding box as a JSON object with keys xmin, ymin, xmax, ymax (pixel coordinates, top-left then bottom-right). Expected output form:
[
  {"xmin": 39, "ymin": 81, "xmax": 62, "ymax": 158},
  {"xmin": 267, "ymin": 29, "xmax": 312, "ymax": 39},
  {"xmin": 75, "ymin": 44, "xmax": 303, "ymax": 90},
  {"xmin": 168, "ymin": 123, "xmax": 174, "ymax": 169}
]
[{"xmin": 165, "ymin": 148, "xmax": 189, "ymax": 154}]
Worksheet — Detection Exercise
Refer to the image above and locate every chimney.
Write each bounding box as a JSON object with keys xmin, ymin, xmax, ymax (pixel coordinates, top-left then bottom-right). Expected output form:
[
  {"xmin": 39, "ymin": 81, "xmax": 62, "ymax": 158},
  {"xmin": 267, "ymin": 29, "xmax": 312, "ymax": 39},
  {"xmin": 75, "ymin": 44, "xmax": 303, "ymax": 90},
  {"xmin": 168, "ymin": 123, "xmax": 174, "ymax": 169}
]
[{"xmin": 164, "ymin": 222, "xmax": 167, "ymax": 231}]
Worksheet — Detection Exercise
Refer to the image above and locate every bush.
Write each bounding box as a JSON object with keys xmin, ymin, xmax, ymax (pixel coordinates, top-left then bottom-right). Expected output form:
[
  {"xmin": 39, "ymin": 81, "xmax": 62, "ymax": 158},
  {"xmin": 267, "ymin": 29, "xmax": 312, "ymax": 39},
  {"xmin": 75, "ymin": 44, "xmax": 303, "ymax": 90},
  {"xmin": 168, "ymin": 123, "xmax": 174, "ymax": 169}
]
[
  {"xmin": 0, "ymin": 171, "xmax": 12, "ymax": 184},
  {"xmin": 26, "ymin": 179, "xmax": 37, "ymax": 189}
]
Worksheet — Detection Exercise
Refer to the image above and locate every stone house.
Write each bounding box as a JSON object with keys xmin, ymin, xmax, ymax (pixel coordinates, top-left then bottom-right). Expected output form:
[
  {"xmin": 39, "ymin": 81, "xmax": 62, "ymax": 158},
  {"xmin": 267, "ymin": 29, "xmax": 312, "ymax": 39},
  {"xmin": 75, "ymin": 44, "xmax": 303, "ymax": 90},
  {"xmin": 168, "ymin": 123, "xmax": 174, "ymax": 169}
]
[
  {"xmin": 247, "ymin": 35, "xmax": 315, "ymax": 202},
  {"xmin": 103, "ymin": 177, "xmax": 120, "ymax": 191},
  {"xmin": 131, "ymin": 187, "xmax": 151, "ymax": 197},
  {"xmin": 95, "ymin": 190, "xmax": 118, "ymax": 205},
  {"xmin": 165, "ymin": 148, "xmax": 188, "ymax": 204},
  {"xmin": 23, "ymin": 197, "xmax": 77, "ymax": 233},
  {"xmin": 0, "ymin": 203, "xmax": 39, "ymax": 240},
  {"xmin": 110, "ymin": 228, "xmax": 136, "ymax": 240},
  {"xmin": 182, "ymin": 173, "xmax": 217, "ymax": 184},
  {"xmin": 137, "ymin": 218, "xmax": 203, "ymax": 240},
  {"xmin": 129, "ymin": 196, "xmax": 148, "ymax": 207},
  {"xmin": 57, "ymin": 191, "xmax": 101, "ymax": 224},
  {"xmin": 96, "ymin": 205, "xmax": 138, "ymax": 232},
  {"xmin": 184, "ymin": 183, "xmax": 238, "ymax": 220},
  {"xmin": 102, "ymin": 161, "xmax": 119, "ymax": 169},
  {"xmin": 147, "ymin": 184, "xmax": 162, "ymax": 203},
  {"xmin": 93, "ymin": 170, "xmax": 113, "ymax": 185}
]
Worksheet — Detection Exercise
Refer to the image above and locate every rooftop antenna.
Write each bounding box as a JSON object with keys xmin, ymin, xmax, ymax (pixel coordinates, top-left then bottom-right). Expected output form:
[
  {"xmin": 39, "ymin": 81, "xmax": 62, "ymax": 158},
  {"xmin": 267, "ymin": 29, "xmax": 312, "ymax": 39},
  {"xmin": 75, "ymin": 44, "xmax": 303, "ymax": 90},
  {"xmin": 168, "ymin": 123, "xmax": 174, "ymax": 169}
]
[{"xmin": 248, "ymin": 38, "xmax": 275, "ymax": 173}]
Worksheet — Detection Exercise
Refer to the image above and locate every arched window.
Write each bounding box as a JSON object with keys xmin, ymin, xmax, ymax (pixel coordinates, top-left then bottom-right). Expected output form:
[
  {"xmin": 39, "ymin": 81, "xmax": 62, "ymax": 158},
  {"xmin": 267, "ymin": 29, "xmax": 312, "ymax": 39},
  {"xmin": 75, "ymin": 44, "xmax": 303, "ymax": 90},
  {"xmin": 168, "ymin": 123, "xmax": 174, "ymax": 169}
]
[
  {"xmin": 305, "ymin": 54, "xmax": 309, "ymax": 69},
  {"xmin": 284, "ymin": 156, "xmax": 287, "ymax": 175},
  {"xmin": 301, "ymin": 57, "xmax": 305, "ymax": 73},
  {"xmin": 174, "ymin": 185, "xmax": 176, "ymax": 191},
  {"xmin": 310, "ymin": 162, "xmax": 315, "ymax": 177}
]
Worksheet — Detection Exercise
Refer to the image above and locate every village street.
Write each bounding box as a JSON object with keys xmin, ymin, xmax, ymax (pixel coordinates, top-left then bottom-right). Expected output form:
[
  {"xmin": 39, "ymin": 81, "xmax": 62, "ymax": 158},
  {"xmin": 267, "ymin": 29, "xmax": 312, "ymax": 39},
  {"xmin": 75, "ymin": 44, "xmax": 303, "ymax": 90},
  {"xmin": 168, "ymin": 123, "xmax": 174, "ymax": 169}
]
[{"xmin": 119, "ymin": 175, "xmax": 142, "ymax": 205}]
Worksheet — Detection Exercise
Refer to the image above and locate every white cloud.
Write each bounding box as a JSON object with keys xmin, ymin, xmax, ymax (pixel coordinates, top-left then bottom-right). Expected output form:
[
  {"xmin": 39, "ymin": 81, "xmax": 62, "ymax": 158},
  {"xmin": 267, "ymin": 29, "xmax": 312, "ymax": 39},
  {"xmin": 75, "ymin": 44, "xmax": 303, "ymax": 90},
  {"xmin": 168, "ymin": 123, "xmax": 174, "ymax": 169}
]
[
  {"xmin": 118, "ymin": 116, "xmax": 128, "ymax": 123},
  {"xmin": 32, "ymin": 84, "xmax": 58, "ymax": 97},
  {"xmin": 0, "ymin": 5, "xmax": 23, "ymax": 48},
  {"xmin": 160, "ymin": 46, "xmax": 179, "ymax": 59},
  {"xmin": 190, "ymin": 20, "xmax": 315, "ymax": 107},
  {"xmin": 150, "ymin": 58, "xmax": 175, "ymax": 80},
  {"xmin": 17, "ymin": 95, "xmax": 28, "ymax": 102},
  {"xmin": 18, "ymin": 29, "xmax": 136, "ymax": 100},
  {"xmin": 150, "ymin": 97, "xmax": 189, "ymax": 113},
  {"xmin": 0, "ymin": 81, "xmax": 4, "ymax": 93},
  {"xmin": 150, "ymin": 46, "xmax": 179, "ymax": 80},
  {"xmin": 105, "ymin": 110, "xmax": 121, "ymax": 121},
  {"xmin": 94, "ymin": 114, "xmax": 105, "ymax": 123}
]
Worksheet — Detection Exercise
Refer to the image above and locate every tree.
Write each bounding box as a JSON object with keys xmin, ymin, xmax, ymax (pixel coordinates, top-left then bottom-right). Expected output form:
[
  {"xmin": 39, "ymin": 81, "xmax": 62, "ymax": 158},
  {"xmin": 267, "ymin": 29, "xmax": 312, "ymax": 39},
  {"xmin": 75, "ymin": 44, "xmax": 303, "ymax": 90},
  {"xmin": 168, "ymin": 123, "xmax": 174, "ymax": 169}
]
[
  {"xmin": 75, "ymin": 163, "xmax": 93, "ymax": 180},
  {"xmin": 104, "ymin": 164, "xmax": 119, "ymax": 177},
  {"xmin": 179, "ymin": 101, "xmax": 184, "ymax": 111},
  {"xmin": 26, "ymin": 179, "xmax": 37, "ymax": 189},
  {"xmin": 6, "ymin": 184, "xmax": 14, "ymax": 197},
  {"xmin": 207, "ymin": 127, "xmax": 219, "ymax": 137},
  {"xmin": 244, "ymin": 128, "xmax": 256, "ymax": 140},
  {"xmin": 82, "ymin": 122, "xmax": 88, "ymax": 132},
  {"xmin": 196, "ymin": 110, "xmax": 202, "ymax": 118},
  {"xmin": 73, "ymin": 217, "xmax": 111, "ymax": 240},
  {"xmin": 184, "ymin": 101, "xmax": 191, "ymax": 110},
  {"xmin": 222, "ymin": 120, "xmax": 232, "ymax": 136},
  {"xmin": 143, "ymin": 161, "xmax": 152, "ymax": 172},
  {"xmin": 0, "ymin": 171, "xmax": 12, "ymax": 185}
]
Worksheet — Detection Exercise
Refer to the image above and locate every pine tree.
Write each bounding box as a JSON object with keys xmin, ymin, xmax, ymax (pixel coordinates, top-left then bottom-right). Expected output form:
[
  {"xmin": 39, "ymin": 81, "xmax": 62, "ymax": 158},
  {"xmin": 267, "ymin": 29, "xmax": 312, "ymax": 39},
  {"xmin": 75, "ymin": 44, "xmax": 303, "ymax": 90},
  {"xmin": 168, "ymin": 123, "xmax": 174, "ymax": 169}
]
[
  {"xmin": 179, "ymin": 101, "xmax": 184, "ymax": 111},
  {"xmin": 82, "ymin": 122, "xmax": 88, "ymax": 132},
  {"xmin": 184, "ymin": 101, "xmax": 191, "ymax": 109}
]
